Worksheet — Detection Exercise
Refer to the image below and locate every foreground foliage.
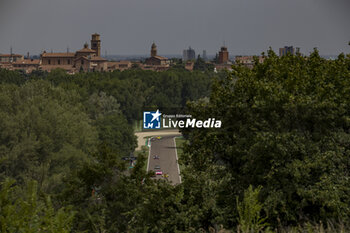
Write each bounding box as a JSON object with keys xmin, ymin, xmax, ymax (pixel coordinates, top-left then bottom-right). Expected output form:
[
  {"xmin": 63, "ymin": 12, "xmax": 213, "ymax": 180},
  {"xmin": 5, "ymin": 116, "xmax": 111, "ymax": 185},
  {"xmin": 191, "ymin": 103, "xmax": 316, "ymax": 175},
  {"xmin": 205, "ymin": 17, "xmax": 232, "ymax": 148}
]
[
  {"xmin": 1, "ymin": 51, "xmax": 350, "ymax": 232},
  {"xmin": 181, "ymin": 50, "xmax": 350, "ymax": 229},
  {"xmin": 0, "ymin": 81, "xmax": 97, "ymax": 194},
  {"xmin": 0, "ymin": 179, "xmax": 74, "ymax": 232}
]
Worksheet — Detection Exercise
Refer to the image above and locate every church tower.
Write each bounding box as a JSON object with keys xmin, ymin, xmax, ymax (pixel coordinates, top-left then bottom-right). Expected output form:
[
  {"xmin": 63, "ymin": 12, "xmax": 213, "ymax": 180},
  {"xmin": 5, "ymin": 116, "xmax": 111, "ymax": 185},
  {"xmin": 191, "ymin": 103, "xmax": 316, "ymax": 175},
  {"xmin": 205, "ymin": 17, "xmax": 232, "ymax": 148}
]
[
  {"xmin": 151, "ymin": 42, "xmax": 157, "ymax": 57},
  {"xmin": 91, "ymin": 33, "xmax": 101, "ymax": 57},
  {"xmin": 218, "ymin": 46, "xmax": 229, "ymax": 64}
]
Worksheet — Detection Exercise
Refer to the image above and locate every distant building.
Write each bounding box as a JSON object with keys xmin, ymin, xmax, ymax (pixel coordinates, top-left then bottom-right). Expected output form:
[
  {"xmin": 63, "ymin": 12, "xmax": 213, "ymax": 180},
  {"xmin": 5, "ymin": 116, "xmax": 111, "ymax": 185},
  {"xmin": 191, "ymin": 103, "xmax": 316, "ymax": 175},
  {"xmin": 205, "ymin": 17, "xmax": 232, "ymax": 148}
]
[
  {"xmin": 202, "ymin": 50, "xmax": 208, "ymax": 61},
  {"xmin": 218, "ymin": 46, "xmax": 229, "ymax": 64},
  {"xmin": 145, "ymin": 56, "xmax": 170, "ymax": 66},
  {"xmin": 215, "ymin": 64, "xmax": 233, "ymax": 72},
  {"xmin": 0, "ymin": 62, "xmax": 14, "ymax": 70},
  {"xmin": 151, "ymin": 43, "xmax": 157, "ymax": 57},
  {"xmin": 74, "ymin": 55, "xmax": 107, "ymax": 72},
  {"xmin": 0, "ymin": 34, "xmax": 108, "ymax": 74},
  {"xmin": 279, "ymin": 46, "xmax": 295, "ymax": 57},
  {"xmin": 0, "ymin": 54, "xmax": 24, "ymax": 63},
  {"xmin": 235, "ymin": 55, "xmax": 265, "ymax": 69},
  {"xmin": 107, "ymin": 61, "xmax": 132, "ymax": 71},
  {"xmin": 183, "ymin": 47, "xmax": 196, "ymax": 61},
  {"xmin": 145, "ymin": 43, "xmax": 170, "ymax": 67},
  {"xmin": 12, "ymin": 59, "xmax": 41, "ymax": 73},
  {"xmin": 41, "ymin": 52, "xmax": 75, "ymax": 67},
  {"xmin": 75, "ymin": 42, "xmax": 97, "ymax": 58},
  {"xmin": 40, "ymin": 33, "xmax": 107, "ymax": 73},
  {"xmin": 91, "ymin": 33, "xmax": 101, "ymax": 57},
  {"xmin": 185, "ymin": 61, "xmax": 194, "ymax": 71}
]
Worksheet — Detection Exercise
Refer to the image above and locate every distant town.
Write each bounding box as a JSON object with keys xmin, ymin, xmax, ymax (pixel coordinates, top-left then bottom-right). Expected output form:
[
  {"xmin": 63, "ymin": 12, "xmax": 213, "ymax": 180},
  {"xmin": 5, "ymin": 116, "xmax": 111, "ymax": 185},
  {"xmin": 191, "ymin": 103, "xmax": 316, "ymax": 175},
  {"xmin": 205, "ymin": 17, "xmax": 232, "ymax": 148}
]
[{"xmin": 0, "ymin": 33, "xmax": 322, "ymax": 74}]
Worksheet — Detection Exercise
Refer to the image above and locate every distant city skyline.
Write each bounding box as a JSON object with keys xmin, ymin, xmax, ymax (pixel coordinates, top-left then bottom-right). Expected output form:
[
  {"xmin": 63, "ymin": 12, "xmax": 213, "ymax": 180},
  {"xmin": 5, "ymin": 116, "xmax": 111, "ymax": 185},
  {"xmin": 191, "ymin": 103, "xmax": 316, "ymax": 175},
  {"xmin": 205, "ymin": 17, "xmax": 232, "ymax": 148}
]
[{"xmin": 0, "ymin": 0, "xmax": 349, "ymax": 56}]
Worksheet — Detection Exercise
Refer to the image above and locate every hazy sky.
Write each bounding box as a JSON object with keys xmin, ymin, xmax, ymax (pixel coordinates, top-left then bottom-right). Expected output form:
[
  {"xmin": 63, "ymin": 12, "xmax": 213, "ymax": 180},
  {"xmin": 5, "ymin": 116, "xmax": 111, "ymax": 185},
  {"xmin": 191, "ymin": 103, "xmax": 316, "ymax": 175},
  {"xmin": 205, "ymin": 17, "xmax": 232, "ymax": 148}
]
[{"xmin": 0, "ymin": 0, "xmax": 349, "ymax": 56}]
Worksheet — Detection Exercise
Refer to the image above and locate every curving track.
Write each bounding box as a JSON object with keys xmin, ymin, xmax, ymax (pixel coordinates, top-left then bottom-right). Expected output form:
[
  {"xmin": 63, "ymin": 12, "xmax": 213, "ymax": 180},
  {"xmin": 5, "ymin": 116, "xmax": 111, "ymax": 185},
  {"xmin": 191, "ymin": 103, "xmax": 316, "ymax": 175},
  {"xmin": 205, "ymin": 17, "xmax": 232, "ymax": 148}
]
[
  {"xmin": 147, "ymin": 135, "xmax": 181, "ymax": 185},
  {"xmin": 135, "ymin": 129, "xmax": 180, "ymax": 150}
]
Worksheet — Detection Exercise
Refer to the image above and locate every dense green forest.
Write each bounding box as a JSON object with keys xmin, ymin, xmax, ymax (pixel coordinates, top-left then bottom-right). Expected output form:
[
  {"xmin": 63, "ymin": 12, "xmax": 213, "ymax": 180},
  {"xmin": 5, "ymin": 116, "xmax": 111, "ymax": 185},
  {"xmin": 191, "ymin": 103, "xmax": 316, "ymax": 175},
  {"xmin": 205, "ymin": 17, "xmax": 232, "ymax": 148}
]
[{"xmin": 1, "ymin": 50, "xmax": 350, "ymax": 232}]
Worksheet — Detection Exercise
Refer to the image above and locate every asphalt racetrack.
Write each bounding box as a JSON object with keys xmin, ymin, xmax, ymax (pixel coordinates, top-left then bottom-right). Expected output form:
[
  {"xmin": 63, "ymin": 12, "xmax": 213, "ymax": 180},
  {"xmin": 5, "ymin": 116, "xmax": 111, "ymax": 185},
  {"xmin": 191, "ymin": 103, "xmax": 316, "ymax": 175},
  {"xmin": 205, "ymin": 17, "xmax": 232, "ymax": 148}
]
[
  {"xmin": 135, "ymin": 129, "xmax": 180, "ymax": 150},
  {"xmin": 147, "ymin": 135, "xmax": 181, "ymax": 185}
]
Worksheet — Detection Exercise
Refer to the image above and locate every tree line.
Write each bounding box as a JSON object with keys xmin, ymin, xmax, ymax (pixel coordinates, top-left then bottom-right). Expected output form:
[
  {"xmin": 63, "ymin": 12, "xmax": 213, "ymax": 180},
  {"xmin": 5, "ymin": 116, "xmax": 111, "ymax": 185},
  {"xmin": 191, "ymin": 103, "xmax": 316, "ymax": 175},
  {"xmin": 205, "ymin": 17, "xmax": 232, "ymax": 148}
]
[
  {"xmin": 1, "ymin": 50, "xmax": 350, "ymax": 232},
  {"xmin": 0, "ymin": 67, "xmax": 215, "ymax": 232}
]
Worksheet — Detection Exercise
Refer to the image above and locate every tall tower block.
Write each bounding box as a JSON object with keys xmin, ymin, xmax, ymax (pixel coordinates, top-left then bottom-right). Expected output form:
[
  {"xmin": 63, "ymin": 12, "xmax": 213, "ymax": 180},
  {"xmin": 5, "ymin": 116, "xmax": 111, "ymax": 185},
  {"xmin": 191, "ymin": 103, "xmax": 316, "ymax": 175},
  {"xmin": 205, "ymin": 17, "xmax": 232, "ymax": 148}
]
[
  {"xmin": 218, "ymin": 46, "xmax": 229, "ymax": 64},
  {"xmin": 151, "ymin": 43, "xmax": 157, "ymax": 57},
  {"xmin": 91, "ymin": 33, "xmax": 101, "ymax": 57}
]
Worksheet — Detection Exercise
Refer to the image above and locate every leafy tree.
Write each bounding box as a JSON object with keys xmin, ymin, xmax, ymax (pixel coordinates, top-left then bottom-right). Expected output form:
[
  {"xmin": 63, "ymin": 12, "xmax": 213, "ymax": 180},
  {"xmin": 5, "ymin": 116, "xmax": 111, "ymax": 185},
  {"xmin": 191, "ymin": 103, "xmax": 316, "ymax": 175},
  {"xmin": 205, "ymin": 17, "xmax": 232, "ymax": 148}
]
[
  {"xmin": 0, "ymin": 179, "xmax": 74, "ymax": 232},
  {"xmin": 0, "ymin": 81, "xmax": 98, "ymax": 194},
  {"xmin": 194, "ymin": 55, "xmax": 206, "ymax": 71},
  {"xmin": 0, "ymin": 69, "xmax": 27, "ymax": 85},
  {"xmin": 96, "ymin": 113, "xmax": 137, "ymax": 156},
  {"xmin": 0, "ymin": 64, "xmax": 220, "ymax": 232},
  {"xmin": 86, "ymin": 91, "xmax": 121, "ymax": 120},
  {"xmin": 194, "ymin": 55, "xmax": 215, "ymax": 72},
  {"xmin": 182, "ymin": 49, "xmax": 350, "ymax": 227},
  {"xmin": 236, "ymin": 185, "xmax": 268, "ymax": 232}
]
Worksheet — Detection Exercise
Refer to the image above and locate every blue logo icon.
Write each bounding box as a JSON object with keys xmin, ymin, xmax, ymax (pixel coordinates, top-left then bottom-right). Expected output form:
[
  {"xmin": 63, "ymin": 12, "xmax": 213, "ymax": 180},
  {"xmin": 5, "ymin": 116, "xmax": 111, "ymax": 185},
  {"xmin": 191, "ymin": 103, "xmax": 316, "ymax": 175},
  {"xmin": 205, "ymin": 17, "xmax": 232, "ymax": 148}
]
[{"xmin": 143, "ymin": 110, "xmax": 162, "ymax": 129}]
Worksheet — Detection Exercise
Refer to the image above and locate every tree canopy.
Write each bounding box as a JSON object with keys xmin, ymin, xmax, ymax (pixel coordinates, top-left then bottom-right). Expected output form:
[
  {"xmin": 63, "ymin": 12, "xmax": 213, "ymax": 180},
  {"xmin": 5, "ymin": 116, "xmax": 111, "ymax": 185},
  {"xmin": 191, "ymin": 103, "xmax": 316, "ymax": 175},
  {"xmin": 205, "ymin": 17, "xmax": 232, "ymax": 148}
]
[
  {"xmin": 1, "ymin": 51, "xmax": 350, "ymax": 232},
  {"xmin": 181, "ymin": 50, "xmax": 350, "ymax": 228}
]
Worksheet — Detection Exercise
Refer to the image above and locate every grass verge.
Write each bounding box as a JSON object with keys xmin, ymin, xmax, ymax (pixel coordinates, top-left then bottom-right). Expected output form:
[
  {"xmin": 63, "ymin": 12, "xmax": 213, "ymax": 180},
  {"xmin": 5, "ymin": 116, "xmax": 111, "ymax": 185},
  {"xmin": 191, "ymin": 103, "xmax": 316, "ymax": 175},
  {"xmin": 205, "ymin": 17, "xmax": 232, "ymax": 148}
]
[
  {"xmin": 133, "ymin": 120, "xmax": 143, "ymax": 132},
  {"xmin": 175, "ymin": 137, "xmax": 186, "ymax": 172}
]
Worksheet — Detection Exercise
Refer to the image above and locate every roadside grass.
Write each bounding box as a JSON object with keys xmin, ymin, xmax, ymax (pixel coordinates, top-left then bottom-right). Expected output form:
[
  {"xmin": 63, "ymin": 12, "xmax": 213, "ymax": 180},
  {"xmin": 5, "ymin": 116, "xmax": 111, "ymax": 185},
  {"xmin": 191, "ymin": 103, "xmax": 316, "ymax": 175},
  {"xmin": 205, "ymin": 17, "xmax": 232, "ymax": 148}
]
[
  {"xmin": 175, "ymin": 137, "xmax": 186, "ymax": 172},
  {"xmin": 143, "ymin": 136, "xmax": 152, "ymax": 147},
  {"xmin": 133, "ymin": 120, "xmax": 143, "ymax": 132}
]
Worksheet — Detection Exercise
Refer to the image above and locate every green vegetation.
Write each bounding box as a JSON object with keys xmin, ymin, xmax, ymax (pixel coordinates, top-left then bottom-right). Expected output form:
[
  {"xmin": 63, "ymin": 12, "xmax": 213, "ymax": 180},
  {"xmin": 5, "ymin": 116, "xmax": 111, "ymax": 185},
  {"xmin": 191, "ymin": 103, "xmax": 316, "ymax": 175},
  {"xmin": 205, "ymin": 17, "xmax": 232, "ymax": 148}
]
[
  {"xmin": 175, "ymin": 137, "xmax": 186, "ymax": 172},
  {"xmin": 194, "ymin": 55, "xmax": 215, "ymax": 72},
  {"xmin": 0, "ymin": 81, "xmax": 98, "ymax": 194},
  {"xmin": 40, "ymin": 68, "xmax": 213, "ymax": 122},
  {"xmin": 236, "ymin": 186, "xmax": 269, "ymax": 232},
  {"xmin": 135, "ymin": 145, "xmax": 149, "ymax": 171},
  {"xmin": 181, "ymin": 49, "xmax": 350, "ymax": 231},
  {"xmin": 133, "ymin": 120, "xmax": 143, "ymax": 132},
  {"xmin": 0, "ymin": 68, "xmax": 214, "ymax": 232},
  {"xmin": 1, "ymin": 50, "xmax": 350, "ymax": 232},
  {"xmin": 0, "ymin": 179, "xmax": 74, "ymax": 232}
]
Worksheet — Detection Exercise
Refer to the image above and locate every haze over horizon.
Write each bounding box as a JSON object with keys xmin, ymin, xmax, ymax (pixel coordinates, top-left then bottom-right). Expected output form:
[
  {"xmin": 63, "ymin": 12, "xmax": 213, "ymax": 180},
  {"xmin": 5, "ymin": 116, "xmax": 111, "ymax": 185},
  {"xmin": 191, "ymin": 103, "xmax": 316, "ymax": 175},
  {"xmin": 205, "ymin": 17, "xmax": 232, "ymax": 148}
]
[{"xmin": 0, "ymin": 0, "xmax": 349, "ymax": 56}]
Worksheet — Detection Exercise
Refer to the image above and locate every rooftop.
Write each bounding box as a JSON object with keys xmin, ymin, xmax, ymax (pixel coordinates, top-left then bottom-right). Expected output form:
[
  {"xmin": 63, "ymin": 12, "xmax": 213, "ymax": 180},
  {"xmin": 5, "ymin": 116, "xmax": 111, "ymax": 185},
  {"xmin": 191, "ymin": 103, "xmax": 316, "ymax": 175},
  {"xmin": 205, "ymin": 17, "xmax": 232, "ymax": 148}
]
[
  {"xmin": 76, "ymin": 48, "xmax": 96, "ymax": 53},
  {"xmin": 90, "ymin": 56, "xmax": 107, "ymax": 61},
  {"xmin": 41, "ymin": 52, "xmax": 75, "ymax": 58},
  {"xmin": 13, "ymin": 59, "xmax": 40, "ymax": 65},
  {"xmin": 152, "ymin": 55, "xmax": 168, "ymax": 60},
  {"xmin": 75, "ymin": 56, "xmax": 107, "ymax": 62},
  {"xmin": 0, "ymin": 54, "xmax": 23, "ymax": 57}
]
